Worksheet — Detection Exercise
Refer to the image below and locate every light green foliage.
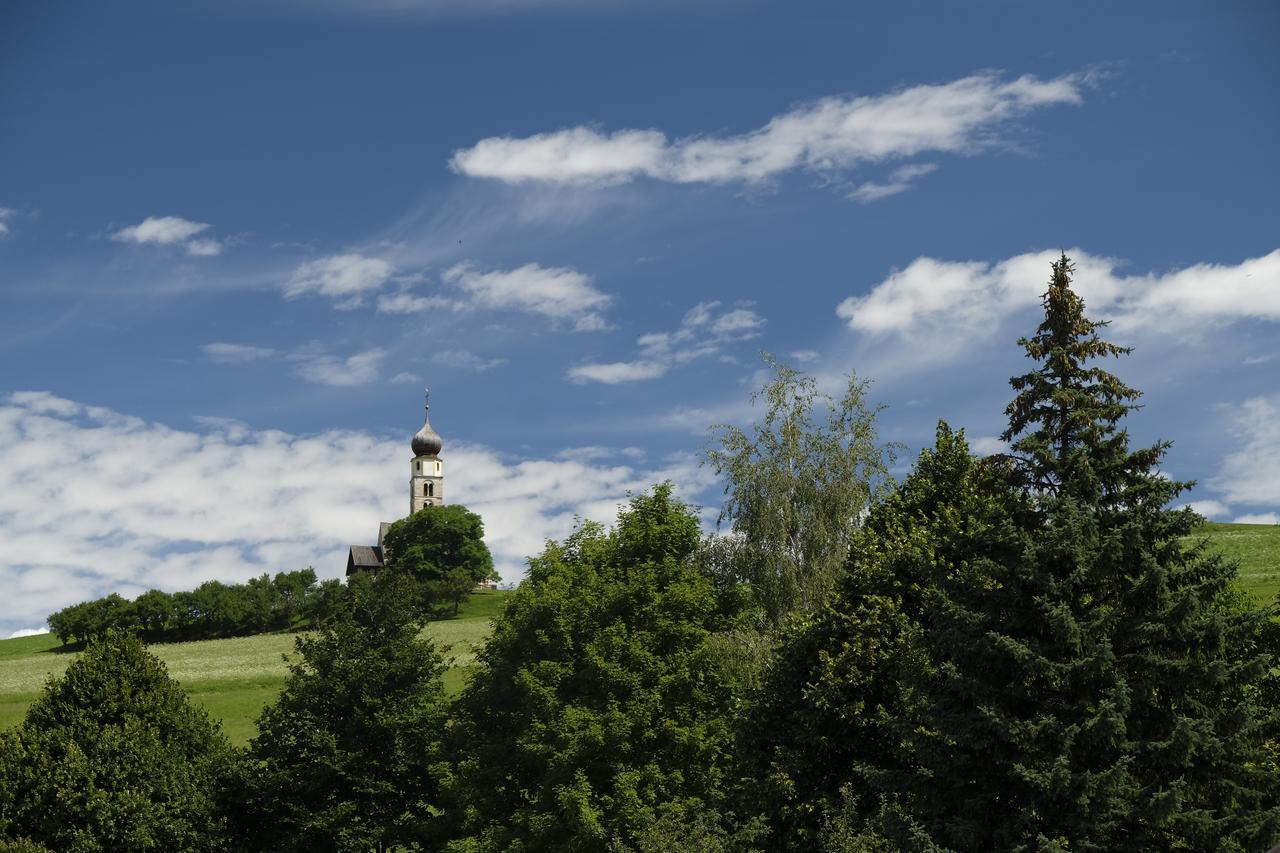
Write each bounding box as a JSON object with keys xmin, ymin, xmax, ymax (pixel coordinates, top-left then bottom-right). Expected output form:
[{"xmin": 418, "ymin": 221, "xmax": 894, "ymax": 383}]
[
  {"xmin": 0, "ymin": 630, "xmax": 232, "ymax": 852},
  {"xmin": 232, "ymin": 571, "xmax": 452, "ymax": 852},
  {"xmin": 450, "ymin": 484, "xmax": 743, "ymax": 851},
  {"xmin": 705, "ymin": 355, "xmax": 897, "ymax": 626}
]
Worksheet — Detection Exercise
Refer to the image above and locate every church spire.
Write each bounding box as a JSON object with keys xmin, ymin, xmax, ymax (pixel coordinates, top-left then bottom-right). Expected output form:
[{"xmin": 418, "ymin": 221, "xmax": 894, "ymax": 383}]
[
  {"xmin": 410, "ymin": 390, "xmax": 444, "ymax": 513},
  {"xmin": 411, "ymin": 388, "xmax": 443, "ymax": 458}
]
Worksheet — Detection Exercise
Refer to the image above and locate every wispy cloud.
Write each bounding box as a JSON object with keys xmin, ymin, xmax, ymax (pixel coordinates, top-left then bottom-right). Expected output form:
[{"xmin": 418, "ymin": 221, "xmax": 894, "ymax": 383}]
[
  {"xmin": 848, "ymin": 162, "xmax": 938, "ymax": 202},
  {"xmin": 285, "ymin": 253, "xmax": 395, "ymax": 308},
  {"xmin": 434, "ymin": 349, "xmax": 508, "ymax": 372},
  {"xmin": 0, "ymin": 207, "xmax": 16, "ymax": 236},
  {"xmin": 110, "ymin": 215, "xmax": 223, "ymax": 257},
  {"xmin": 289, "ymin": 347, "xmax": 387, "ymax": 386},
  {"xmin": 451, "ymin": 71, "xmax": 1086, "ymax": 194},
  {"xmin": 202, "ymin": 341, "xmax": 389, "ymax": 386},
  {"xmin": 375, "ymin": 291, "xmax": 458, "ymax": 314},
  {"xmin": 569, "ymin": 300, "xmax": 765, "ymax": 384},
  {"xmin": 202, "ymin": 343, "xmax": 277, "ymax": 364},
  {"xmin": 0, "ymin": 392, "xmax": 717, "ymax": 634}
]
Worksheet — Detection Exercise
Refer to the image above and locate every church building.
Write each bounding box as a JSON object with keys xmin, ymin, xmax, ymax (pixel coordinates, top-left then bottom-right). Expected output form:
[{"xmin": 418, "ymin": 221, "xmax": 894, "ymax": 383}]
[{"xmin": 345, "ymin": 394, "xmax": 445, "ymax": 576}]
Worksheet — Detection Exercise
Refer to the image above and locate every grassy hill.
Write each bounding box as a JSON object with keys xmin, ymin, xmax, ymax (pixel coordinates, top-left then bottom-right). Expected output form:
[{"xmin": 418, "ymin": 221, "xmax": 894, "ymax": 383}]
[
  {"xmin": 0, "ymin": 588, "xmax": 512, "ymax": 745},
  {"xmin": 1190, "ymin": 522, "xmax": 1280, "ymax": 604},
  {"xmin": 2, "ymin": 523, "xmax": 1276, "ymax": 746}
]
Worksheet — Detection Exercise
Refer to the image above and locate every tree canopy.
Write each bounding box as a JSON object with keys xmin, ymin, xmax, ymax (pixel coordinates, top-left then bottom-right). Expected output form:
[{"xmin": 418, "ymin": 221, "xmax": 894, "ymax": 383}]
[
  {"xmin": 383, "ymin": 504, "xmax": 496, "ymax": 612},
  {"xmin": 448, "ymin": 484, "xmax": 747, "ymax": 851},
  {"xmin": 231, "ymin": 570, "xmax": 452, "ymax": 852}
]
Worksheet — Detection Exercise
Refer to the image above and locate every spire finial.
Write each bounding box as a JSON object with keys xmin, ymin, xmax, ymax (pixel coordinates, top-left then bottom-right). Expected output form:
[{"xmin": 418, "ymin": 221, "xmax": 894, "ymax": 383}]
[{"xmin": 424, "ymin": 387, "xmax": 430, "ymax": 410}]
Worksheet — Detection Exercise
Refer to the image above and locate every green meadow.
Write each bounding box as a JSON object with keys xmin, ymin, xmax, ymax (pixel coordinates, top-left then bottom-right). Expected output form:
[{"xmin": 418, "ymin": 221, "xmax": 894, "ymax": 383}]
[
  {"xmin": 2, "ymin": 524, "xmax": 1277, "ymax": 747},
  {"xmin": 0, "ymin": 588, "xmax": 511, "ymax": 745}
]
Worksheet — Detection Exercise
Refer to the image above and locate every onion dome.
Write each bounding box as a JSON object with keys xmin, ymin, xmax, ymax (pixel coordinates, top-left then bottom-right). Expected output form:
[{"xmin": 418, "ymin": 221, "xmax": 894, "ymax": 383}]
[{"xmin": 412, "ymin": 399, "xmax": 443, "ymax": 457}]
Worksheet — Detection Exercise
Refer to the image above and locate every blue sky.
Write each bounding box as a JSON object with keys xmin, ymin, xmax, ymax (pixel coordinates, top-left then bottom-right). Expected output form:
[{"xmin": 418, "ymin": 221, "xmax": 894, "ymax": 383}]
[{"xmin": 1, "ymin": 0, "xmax": 1277, "ymax": 634}]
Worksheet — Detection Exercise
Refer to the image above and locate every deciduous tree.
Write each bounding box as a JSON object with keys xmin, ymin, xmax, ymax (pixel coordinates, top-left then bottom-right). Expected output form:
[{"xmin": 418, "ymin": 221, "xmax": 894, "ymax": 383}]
[
  {"xmin": 705, "ymin": 355, "xmax": 896, "ymax": 627},
  {"xmin": 449, "ymin": 484, "xmax": 743, "ymax": 851},
  {"xmin": 0, "ymin": 630, "xmax": 232, "ymax": 851},
  {"xmin": 232, "ymin": 570, "xmax": 452, "ymax": 852}
]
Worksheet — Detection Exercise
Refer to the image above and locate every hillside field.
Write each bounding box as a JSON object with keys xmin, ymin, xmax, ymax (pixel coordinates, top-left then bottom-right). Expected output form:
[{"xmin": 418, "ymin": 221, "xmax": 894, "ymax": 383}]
[
  {"xmin": 1, "ymin": 524, "xmax": 1277, "ymax": 746},
  {"xmin": 0, "ymin": 588, "xmax": 512, "ymax": 745}
]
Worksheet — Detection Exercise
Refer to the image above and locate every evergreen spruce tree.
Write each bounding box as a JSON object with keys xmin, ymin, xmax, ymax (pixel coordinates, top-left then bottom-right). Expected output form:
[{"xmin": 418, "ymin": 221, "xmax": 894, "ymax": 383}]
[
  {"xmin": 741, "ymin": 256, "xmax": 1280, "ymax": 851},
  {"xmin": 987, "ymin": 254, "xmax": 1280, "ymax": 847}
]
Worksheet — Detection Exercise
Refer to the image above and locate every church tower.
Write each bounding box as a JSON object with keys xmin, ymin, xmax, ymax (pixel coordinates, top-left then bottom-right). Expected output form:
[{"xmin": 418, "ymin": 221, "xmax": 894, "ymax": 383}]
[{"xmin": 409, "ymin": 392, "xmax": 444, "ymax": 514}]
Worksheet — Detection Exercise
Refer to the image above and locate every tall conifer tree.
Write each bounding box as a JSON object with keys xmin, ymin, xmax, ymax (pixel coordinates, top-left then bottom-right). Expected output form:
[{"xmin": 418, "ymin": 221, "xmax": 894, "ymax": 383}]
[{"xmin": 741, "ymin": 256, "xmax": 1279, "ymax": 850}]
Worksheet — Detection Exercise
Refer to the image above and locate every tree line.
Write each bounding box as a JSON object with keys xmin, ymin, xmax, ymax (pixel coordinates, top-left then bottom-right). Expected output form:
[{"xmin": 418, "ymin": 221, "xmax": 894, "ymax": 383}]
[
  {"xmin": 2, "ymin": 256, "xmax": 1277, "ymax": 851},
  {"xmin": 45, "ymin": 570, "xmax": 345, "ymax": 645},
  {"xmin": 44, "ymin": 505, "xmax": 498, "ymax": 646}
]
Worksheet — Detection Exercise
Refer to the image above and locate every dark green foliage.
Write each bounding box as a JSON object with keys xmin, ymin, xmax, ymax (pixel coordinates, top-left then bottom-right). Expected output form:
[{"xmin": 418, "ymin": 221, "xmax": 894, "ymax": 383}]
[
  {"xmin": 705, "ymin": 355, "xmax": 896, "ymax": 627},
  {"xmin": 383, "ymin": 503, "xmax": 496, "ymax": 613},
  {"xmin": 0, "ymin": 629, "xmax": 232, "ymax": 851},
  {"xmin": 46, "ymin": 569, "xmax": 325, "ymax": 645},
  {"xmin": 744, "ymin": 257, "xmax": 1280, "ymax": 850},
  {"xmin": 449, "ymin": 484, "xmax": 742, "ymax": 851},
  {"xmin": 231, "ymin": 570, "xmax": 451, "ymax": 852},
  {"xmin": 739, "ymin": 425, "xmax": 997, "ymax": 849}
]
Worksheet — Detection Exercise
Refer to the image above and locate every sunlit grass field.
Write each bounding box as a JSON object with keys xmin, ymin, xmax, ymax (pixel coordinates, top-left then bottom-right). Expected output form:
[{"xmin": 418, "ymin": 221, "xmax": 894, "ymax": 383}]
[
  {"xmin": 1190, "ymin": 522, "xmax": 1280, "ymax": 605},
  {"xmin": 0, "ymin": 589, "xmax": 512, "ymax": 745},
  {"xmin": 2, "ymin": 524, "xmax": 1276, "ymax": 747}
]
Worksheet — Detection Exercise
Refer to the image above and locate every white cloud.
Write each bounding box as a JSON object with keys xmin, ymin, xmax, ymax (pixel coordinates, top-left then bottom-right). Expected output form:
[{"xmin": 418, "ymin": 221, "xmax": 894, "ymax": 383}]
[
  {"xmin": 1186, "ymin": 499, "xmax": 1230, "ymax": 519},
  {"xmin": 110, "ymin": 215, "xmax": 223, "ymax": 258},
  {"xmin": 443, "ymin": 262, "xmax": 611, "ymax": 331},
  {"xmin": 968, "ymin": 435, "xmax": 1009, "ymax": 456},
  {"xmin": 1232, "ymin": 513, "xmax": 1280, "ymax": 525},
  {"xmin": 1213, "ymin": 396, "xmax": 1280, "ymax": 507},
  {"xmin": 0, "ymin": 392, "xmax": 717, "ymax": 635},
  {"xmin": 836, "ymin": 248, "xmax": 1280, "ymax": 347},
  {"xmin": 6, "ymin": 628, "xmax": 49, "ymax": 639},
  {"xmin": 789, "ymin": 349, "xmax": 820, "ymax": 363},
  {"xmin": 202, "ymin": 343, "xmax": 277, "ymax": 364},
  {"xmin": 568, "ymin": 360, "xmax": 669, "ymax": 384},
  {"xmin": 390, "ymin": 372, "xmax": 421, "ymax": 385},
  {"xmin": 434, "ymin": 349, "xmax": 508, "ymax": 372},
  {"xmin": 185, "ymin": 237, "xmax": 223, "ymax": 257},
  {"xmin": 285, "ymin": 254, "xmax": 394, "ymax": 308},
  {"xmin": 0, "ymin": 207, "xmax": 15, "ymax": 236},
  {"xmin": 290, "ymin": 348, "xmax": 387, "ymax": 386},
  {"xmin": 112, "ymin": 216, "xmax": 210, "ymax": 246},
  {"xmin": 569, "ymin": 300, "xmax": 765, "ymax": 384},
  {"xmin": 451, "ymin": 71, "xmax": 1085, "ymax": 190},
  {"xmin": 848, "ymin": 162, "xmax": 939, "ymax": 203}
]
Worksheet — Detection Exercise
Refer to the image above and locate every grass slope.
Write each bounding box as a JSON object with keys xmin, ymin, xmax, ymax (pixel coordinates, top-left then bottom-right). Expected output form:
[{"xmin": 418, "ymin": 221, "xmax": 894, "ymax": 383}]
[
  {"xmin": 1192, "ymin": 522, "xmax": 1280, "ymax": 605},
  {"xmin": 0, "ymin": 589, "xmax": 511, "ymax": 745}
]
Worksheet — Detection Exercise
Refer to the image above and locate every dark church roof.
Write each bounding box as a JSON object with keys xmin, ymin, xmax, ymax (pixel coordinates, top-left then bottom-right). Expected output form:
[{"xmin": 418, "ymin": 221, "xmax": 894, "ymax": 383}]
[{"xmin": 345, "ymin": 545, "xmax": 384, "ymax": 575}]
